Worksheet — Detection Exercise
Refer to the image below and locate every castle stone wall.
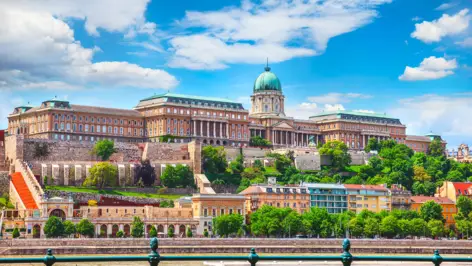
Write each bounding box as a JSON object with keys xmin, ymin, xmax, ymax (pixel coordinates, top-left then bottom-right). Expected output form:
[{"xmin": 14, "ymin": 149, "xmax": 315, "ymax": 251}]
[{"xmin": 0, "ymin": 171, "xmax": 9, "ymax": 195}]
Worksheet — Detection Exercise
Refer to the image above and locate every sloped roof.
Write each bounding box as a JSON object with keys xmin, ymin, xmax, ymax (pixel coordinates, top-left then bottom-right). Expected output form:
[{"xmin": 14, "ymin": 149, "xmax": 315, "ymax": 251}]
[
  {"xmin": 344, "ymin": 184, "xmax": 388, "ymax": 191},
  {"xmin": 410, "ymin": 196, "xmax": 454, "ymax": 204},
  {"xmin": 71, "ymin": 105, "xmax": 142, "ymax": 117}
]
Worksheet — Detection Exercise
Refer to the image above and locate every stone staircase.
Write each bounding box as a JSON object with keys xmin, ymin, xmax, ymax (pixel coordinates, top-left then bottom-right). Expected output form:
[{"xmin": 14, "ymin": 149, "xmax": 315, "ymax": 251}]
[{"xmin": 10, "ymin": 172, "xmax": 38, "ymax": 209}]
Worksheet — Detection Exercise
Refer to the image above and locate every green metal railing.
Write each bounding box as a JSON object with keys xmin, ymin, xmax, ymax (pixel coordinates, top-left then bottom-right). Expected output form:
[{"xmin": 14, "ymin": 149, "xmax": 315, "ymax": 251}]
[{"xmin": 0, "ymin": 238, "xmax": 471, "ymax": 265}]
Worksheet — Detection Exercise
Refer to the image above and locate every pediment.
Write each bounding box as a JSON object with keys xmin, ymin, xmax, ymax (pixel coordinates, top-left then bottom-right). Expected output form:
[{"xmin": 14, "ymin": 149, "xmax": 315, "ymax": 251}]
[{"xmin": 272, "ymin": 121, "xmax": 294, "ymax": 129}]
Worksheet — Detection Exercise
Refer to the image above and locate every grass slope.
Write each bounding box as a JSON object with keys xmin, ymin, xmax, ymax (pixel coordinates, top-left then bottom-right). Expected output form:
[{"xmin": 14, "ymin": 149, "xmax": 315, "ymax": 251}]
[{"xmin": 46, "ymin": 186, "xmax": 185, "ymax": 200}]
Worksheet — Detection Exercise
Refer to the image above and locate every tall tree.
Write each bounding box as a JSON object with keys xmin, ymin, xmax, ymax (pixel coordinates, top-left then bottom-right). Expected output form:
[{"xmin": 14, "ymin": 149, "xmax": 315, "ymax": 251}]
[
  {"xmin": 83, "ymin": 162, "xmax": 117, "ymax": 188},
  {"xmin": 319, "ymin": 141, "xmax": 352, "ymax": 171},
  {"xmin": 228, "ymin": 154, "xmax": 245, "ymax": 174},
  {"xmin": 63, "ymin": 220, "xmax": 76, "ymax": 237},
  {"xmin": 44, "ymin": 216, "xmax": 64, "ymax": 238},
  {"xmin": 92, "ymin": 139, "xmax": 116, "ymax": 161},
  {"xmin": 413, "ymin": 166, "xmax": 431, "ymax": 182},
  {"xmin": 365, "ymin": 138, "xmax": 380, "ymax": 152},
  {"xmin": 428, "ymin": 220, "xmax": 444, "ymax": 238},
  {"xmin": 76, "ymin": 219, "xmax": 95, "ymax": 238},
  {"xmin": 456, "ymin": 196, "xmax": 472, "ymax": 218},
  {"xmin": 380, "ymin": 216, "xmax": 399, "ymax": 238},
  {"xmin": 131, "ymin": 216, "xmax": 144, "ymax": 238},
  {"xmin": 363, "ymin": 218, "xmax": 380, "ymax": 238},
  {"xmin": 160, "ymin": 164, "xmax": 194, "ymax": 188},
  {"xmin": 202, "ymin": 146, "xmax": 228, "ymax": 174},
  {"xmin": 134, "ymin": 159, "xmax": 156, "ymax": 186},
  {"xmin": 420, "ymin": 200, "xmax": 444, "ymax": 222},
  {"xmin": 213, "ymin": 214, "xmax": 244, "ymax": 237},
  {"xmin": 428, "ymin": 138, "xmax": 445, "ymax": 157}
]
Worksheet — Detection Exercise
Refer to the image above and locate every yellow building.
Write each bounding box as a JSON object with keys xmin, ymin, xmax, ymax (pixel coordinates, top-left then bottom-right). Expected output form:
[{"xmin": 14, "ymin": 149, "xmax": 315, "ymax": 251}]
[
  {"xmin": 239, "ymin": 183, "xmax": 310, "ymax": 214},
  {"xmin": 344, "ymin": 184, "xmax": 391, "ymax": 213},
  {"xmin": 410, "ymin": 196, "xmax": 457, "ymax": 226},
  {"xmin": 191, "ymin": 194, "xmax": 246, "ymax": 235}
]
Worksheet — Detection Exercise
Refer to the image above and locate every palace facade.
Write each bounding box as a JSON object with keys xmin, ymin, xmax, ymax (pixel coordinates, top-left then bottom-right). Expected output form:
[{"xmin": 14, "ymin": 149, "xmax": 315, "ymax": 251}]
[{"xmin": 7, "ymin": 65, "xmax": 443, "ymax": 150}]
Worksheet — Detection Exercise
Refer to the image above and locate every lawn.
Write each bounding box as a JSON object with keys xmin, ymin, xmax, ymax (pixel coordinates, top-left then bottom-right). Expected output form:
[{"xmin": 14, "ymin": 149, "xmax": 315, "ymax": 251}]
[
  {"xmin": 345, "ymin": 165, "xmax": 363, "ymax": 173},
  {"xmin": 265, "ymin": 166, "xmax": 280, "ymax": 175},
  {"xmin": 46, "ymin": 186, "xmax": 185, "ymax": 200}
]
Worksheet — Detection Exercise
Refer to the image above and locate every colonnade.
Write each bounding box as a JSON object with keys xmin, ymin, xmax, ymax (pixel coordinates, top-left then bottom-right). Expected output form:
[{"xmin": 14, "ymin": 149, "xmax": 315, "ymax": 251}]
[
  {"xmin": 193, "ymin": 120, "xmax": 228, "ymax": 138},
  {"xmin": 271, "ymin": 130, "xmax": 318, "ymax": 147}
]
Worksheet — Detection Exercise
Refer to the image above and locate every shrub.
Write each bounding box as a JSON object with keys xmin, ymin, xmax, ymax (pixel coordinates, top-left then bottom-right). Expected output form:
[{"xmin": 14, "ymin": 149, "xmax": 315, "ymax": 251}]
[
  {"xmin": 149, "ymin": 226, "xmax": 157, "ymax": 238},
  {"xmin": 44, "ymin": 216, "xmax": 64, "ymax": 238},
  {"xmin": 12, "ymin": 228, "xmax": 20, "ymax": 239},
  {"xmin": 203, "ymin": 229, "xmax": 209, "ymax": 237},
  {"xmin": 168, "ymin": 227, "xmax": 174, "ymax": 238},
  {"xmin": 116, "ymin": 230, "xmax": 124, "ymax": 238},
  {"xmin": 88, "ymin": 200, "xmax": 98, "ymax": 207}
]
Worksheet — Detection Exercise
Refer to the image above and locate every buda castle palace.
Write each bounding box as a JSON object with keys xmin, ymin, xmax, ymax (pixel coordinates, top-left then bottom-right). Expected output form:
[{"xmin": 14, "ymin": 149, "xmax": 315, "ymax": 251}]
[{"xmin": 6, "ymin": 65, "xmax": 440, "ymax": 152}]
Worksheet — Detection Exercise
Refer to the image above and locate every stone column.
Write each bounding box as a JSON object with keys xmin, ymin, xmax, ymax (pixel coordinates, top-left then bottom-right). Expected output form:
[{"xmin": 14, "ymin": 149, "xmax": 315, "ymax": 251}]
[
  {"xmin": 219, "ymin": 123, "xmax": 222, "ymax": 138},
  {"xmin": 63, "ymin": 165, "xmax": 69, "ymax": 186},
  {"xmin": 41, "ymin": 164, "xmax": 47, "ymax": 185},
  {"xmin": 193, "ymin": 120, "xmax": 197, "ymax": 136},
  {"xmin": 213, "ymin": 121, "xmax": 216, "ymax": 138},
  {"xmin": 200, "ymin": 120, "xmax": 203, "ymax": 137},
  {"xmin": 207, "ymin": 121, "xmax": 210, "ymax": 137},
  {"xmin": 226, "ymin": 123, "xmax": 229, "ymax": 138},
  {"xmin": 75, "ymin": 165, "xmax": 82, "ymax": 185},
  {"xmin": 118, "ymin": 164, "xmax": 125, "ymax": 186},
  {"xmin": 52, "ymin": 164, "xmax": 59, "ymax": 185}
]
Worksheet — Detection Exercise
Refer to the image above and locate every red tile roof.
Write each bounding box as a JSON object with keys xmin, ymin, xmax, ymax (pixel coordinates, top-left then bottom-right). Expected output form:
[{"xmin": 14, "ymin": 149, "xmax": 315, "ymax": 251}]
[
  {"xmin": 344, "ymin": 184, "xmax": 388, "ymax": 191},
  {"xmin": 410, "ymin": 196, "xmax": 455, "ymax": 204},
  {"xmin": 452, "ymin": 182, "xmax": 472, "ymax": 195}
]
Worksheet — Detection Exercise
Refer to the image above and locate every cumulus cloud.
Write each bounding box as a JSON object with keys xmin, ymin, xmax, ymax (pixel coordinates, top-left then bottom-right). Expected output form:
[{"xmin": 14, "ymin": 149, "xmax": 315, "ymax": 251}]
[
  {"xmin": 389, "ymin": 94, "xmax": 472, "ymax": 147},
  {"xmin": 307, "ymin": 93, "xmax": 372, "ymax": 104},
  {"xmin": 0, "ymin": 0, "xmax": 153, "ymax": 36},
  {"xmin": 353, "ymin": 109, "xmax": 375, "ymax": 114},
  {"xmin": 399, "ymin": 56, "xmax": 458, "ymax": 81},
  {"xmin": 168, "ymin": 0, "xmax": 392, "ymax": 69},
  {"xmin": 411, "ymin": 9, "xmax": 470, "ymax": 43},
  {"xmin": 286, "ymin": 102, "xmax": 345, "ymax": 119},
  {"xmin": 0, "ymin": 7, "xmax": 178, "ymax": 90}
]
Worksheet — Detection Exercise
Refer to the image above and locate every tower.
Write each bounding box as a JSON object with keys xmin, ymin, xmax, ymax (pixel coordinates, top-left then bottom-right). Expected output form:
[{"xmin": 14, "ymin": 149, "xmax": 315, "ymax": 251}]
[{"xmin": 250, "ymin": 63, "xmax": 285, "ymax": 117}]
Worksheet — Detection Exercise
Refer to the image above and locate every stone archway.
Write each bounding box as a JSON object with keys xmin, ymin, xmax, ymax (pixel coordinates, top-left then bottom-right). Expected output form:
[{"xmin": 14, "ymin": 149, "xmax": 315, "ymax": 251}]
[
  {"xmin": 179, "ymin": 225, "xmax": 186, "ymax": 237},
  {"xmin": 223, "ymin": 141, "xmax": 227, "ymax": 146},
  {"xmin": 203, "ymin": 139, "xmax": 207, "ymax": 144},
  {"xmin": 112, "ymin": 224, "xmax": 119, "ymax": 237},
  {"xmin": 49, "ymin": 209, "xmax": 66, "ymax": 221},
  {"xmin": 209, "ymin": 140, "xmax": 214, "ymax": 145},
  {"xmin": 33, "ymin": 224, "xmax": 41, "ymax": 238},
  {"xmin": 146, "ymin": 224, "xmax": 153, "ymax": 236},
  {"xmin": 123, "ymin": 224, "xmax": 130, "ymax": 237},
  {"xmin": 100, "ymin": 224, "xmax": 107, "ymax": 238},
  {"xmin": 157, "ymin": 225, "xmax": 164, "ymax": 233}
]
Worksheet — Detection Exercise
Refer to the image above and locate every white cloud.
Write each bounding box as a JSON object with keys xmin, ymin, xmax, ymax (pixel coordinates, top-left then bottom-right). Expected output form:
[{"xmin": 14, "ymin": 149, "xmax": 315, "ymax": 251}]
[
  {"xmin": 456, "ymin": 37, "xmax": 472, "ymax": 47},
  {"xmin": 399, "ymin": 56, "xmax": 458, "ymax": 81},
  {"xmin": 353, "ymin": 109, "xmax": 375, "ymax": 113},
  {"xmin": 0, "ymin": 7, "xmax": 178, "ymax": 90},
  {"xmin": 435, "ymin": 2, "xmax": 457, "ymax": 11},
  {"xmin": 389, "ymin": 94, "xmax": 472, "ymax": 146},
  {"xmin": 411, "ymin": 9, "xmax": 470, "ymax": 43},
  {"xmin": 307, "ymin": 93, "xmax": 372, "ymax": 104},
  {"xmin": 286, "ymin": 102, "xmax": 345, "ymax": 119},
  {"xmin": 412, "ymin": 16, "xmax": 422, "ymax": 22},
  {"xmin": 0, "ymin": 0, "xmax": 152, "ymax": 36},
  {"xmin": 168, "ymin": 0, "xmax": 392, "ymax": 69}
]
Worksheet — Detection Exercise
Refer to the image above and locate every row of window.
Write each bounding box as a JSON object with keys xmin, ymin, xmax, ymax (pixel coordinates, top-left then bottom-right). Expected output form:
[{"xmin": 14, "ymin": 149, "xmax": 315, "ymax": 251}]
[
  {"xmin": 53, "ymin": 134, "xmax": 142, "ymax": 143},
  {"xmin": 53, "ymin": 123, "xmax": 144, "ymax": 136},
  {"xmin": 53, "ymin": 113, "xmax": 143, "ymax": 126},
  {"xmin": 203, "ymin": 208, "xmax": 242, "ymax": 217},
  {"xmin": 164, "ymin": 108, "xmax": 248, "ymax": 120}
]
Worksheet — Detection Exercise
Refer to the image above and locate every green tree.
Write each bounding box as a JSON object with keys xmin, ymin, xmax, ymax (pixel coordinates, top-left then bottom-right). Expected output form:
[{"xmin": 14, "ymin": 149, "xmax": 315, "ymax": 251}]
[
  {"xmin": 148, "ymin": 226, "xmax": 157, "ymax": 238},
  {"xmin": 364, "ymin": 218, "xmax": 380, "ymax": 238},
  {"xmin": 213, "ymin": 214, "xmax": 244, "ymax": 237},
  {"xmin": 420, "ymin": 200, "xmax": 444, "ymax": 222},
  {"xmin": 413, "ymin": 165, "xmax": 431, "ymax": 182},
  {"xmin": 83, "ymin": 162, "xmax": 117, "ymax": 188},
  {"xmin": 365, "ymin": 138, "xmax": 380, "ymax": 152},
  {"xmin": 302, "ymin": 207, "xmax": 330, "ymax": 237},
  {"xmin": 457, "ymin": 196, "xmax": 472, "ymax": 218},
  {"xmin": 456, "ymin": 220, "xmax": 472, "ymax": 238},
  {"xmin": 76, "ymin": 218, "xmax": 95, "ymax": 238},
  {"xmin": 92, "ymin": 139, "xmax": 116, "ymax": 161},
  {"xmin": 202, "ymin": 146, "xmax": 228, "ymax": 174},
  {"xmin": 203, "ymin": 229, "xmax": 209, "ymax": 237},
  {"xmin": 319, "ymin": 141, "xmax": 352, "ymax": 171},
  {"xmin": 409, "ymin": 218, "xmax": 428, "ymax": 237},
  {"xmin": 428, "ymin": 138, "xmax": 445, "ymax": 157},
  {"xmin": 12, "ymin": 228, "xmax": 20, "ymax": 239},
  {"xmin": 116, "ymin": 230, "xmax": 124, "ymax": 238},
  {"xmin": 253, "ymin": 159, "xmax": 265, "ymax": 171},
  {"xmin": 446, "ymin": 170, "xmax": 464, "ymax": 182},
  {"xmin": 251, "ymin": 205, "xmax": 287, "ymax": 237},
  {"xmin": 250, "ymin": 136, "xmax": 272, "ymax": 147},
  {"xmin": 228, "ymin": 154, "xmax": 245, "ymax": 174},
  {"xmin": 160, "ymin": 164, "xmax": 194, "ymax": 188},
  {"xmin": 186, "ymin": 226, "xmax": 193, "ymax": 238},
  {"xmin": 266, "ymin": 153, "xmax": 293, "ymax": 175},
  {"xmin": 428, "ymin": 219, "xmax": 445, "ymax": 238},
  {"xmin": 348, "ymin": 218, "xmax": 364, "ymax": 237},
  {"xmin": 380, "ymin": 216, "xmax": 399, "ymax": 238},
  {"xmin": 44, "ymin": 216, "xmax": 65, "ymax": 238},
  {"xmin": 63, "ymin": 220, "xmax": 76, "ymax": 237},
  {"xmin": 282, "ymin": 211, "xmax": 305, "ymax": 237},
  {"xmin": 131, "ymin": 216, "xmax": 144, "ymax": 238},
  {"xmin": 168, "ymin": 226, "xmax": 174, "ymax": 238}
]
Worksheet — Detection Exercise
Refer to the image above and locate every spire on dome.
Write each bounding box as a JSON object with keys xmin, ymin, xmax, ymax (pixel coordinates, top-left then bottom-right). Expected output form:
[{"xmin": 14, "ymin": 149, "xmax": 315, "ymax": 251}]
[{"xmin": 264, "ymin": 58, "xmax": 271, "ymax": 72}]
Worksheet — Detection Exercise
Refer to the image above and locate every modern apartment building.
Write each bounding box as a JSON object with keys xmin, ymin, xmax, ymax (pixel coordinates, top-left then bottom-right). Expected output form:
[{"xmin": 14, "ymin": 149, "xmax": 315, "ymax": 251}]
[
  {"xmin": 303, "ymin": 183, "xmax": 348, "ymax": 214},
  {"xmin": 344, "ymin": 184, "xmax": 391, "ymax": 213}
]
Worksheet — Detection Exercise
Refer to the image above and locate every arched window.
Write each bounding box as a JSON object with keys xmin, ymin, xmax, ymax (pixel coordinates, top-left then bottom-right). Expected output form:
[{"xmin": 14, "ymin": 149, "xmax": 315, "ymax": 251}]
[{"xmin": 264, "ymin": 105, "xmax": 269, "ymax": 112}]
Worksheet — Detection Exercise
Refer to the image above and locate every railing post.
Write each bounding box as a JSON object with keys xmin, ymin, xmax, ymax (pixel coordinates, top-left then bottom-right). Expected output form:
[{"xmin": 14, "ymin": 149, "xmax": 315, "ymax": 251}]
[
  {"xmin": 43, "ymin": 249, "xmax": 56, "ymax": 266},
  {"xmin": 432, "ymin": 250, "xmax": 443, "ymax": 266},
  {"xmin": 248, "ymin": 248, "xmax": 259, "ymax": 266},
  {"xmin": 341, "ymin": 238, "xmax": 353, "ymax": 266},
  {"xmin": 148, "ymin": 237, "xmax": 160, "ymax": 266}
]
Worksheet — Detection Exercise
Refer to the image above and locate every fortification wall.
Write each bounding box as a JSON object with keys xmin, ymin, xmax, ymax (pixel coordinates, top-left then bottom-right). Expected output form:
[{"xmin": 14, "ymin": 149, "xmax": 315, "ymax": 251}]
[{"xmin": 0, "ymin": 171, "xmax": 10, "ymax": 195}]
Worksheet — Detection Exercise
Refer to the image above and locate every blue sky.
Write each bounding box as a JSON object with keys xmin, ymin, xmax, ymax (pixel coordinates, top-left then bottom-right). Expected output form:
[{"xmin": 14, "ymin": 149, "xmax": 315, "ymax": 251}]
[{"xmin": 0, "ymin": 0, "xmax": 470, "ymax": 148}]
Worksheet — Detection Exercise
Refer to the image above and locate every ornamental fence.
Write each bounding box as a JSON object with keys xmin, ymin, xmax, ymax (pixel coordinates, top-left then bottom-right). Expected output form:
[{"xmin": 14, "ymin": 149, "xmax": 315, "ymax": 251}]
[{"xmin": 0, "ymin": 238, "xmax": 470, "ymax": 265}]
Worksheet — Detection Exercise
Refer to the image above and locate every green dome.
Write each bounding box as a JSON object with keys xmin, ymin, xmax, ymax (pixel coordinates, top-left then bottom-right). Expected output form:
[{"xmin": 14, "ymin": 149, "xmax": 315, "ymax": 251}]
[{"xmin": 253, "ymin": 66, "xmax": 282, "ymax": 92}]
